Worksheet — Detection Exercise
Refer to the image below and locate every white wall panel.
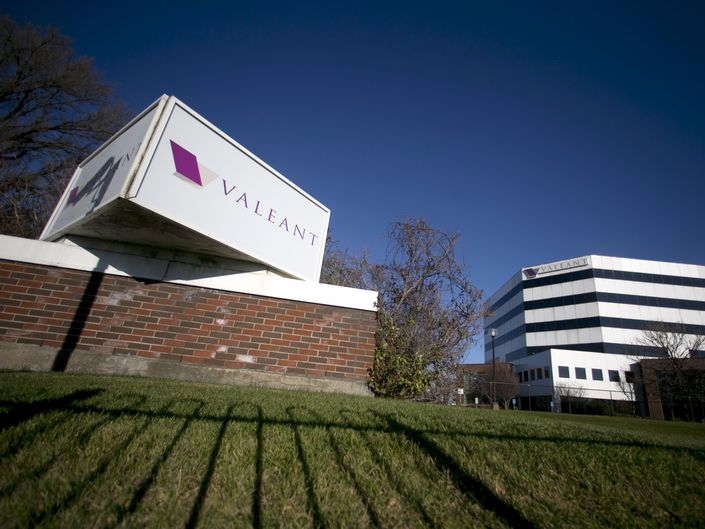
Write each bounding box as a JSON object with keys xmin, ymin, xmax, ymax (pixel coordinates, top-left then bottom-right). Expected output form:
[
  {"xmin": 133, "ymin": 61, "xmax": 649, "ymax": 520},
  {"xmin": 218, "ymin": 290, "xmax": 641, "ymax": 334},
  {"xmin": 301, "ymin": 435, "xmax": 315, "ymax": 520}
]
[
  {"xmin": 526, "ymin": 327, "xmax": 602, "ymax": 347},
  {"xmin": 597, "ymin": 302, "xmax": 705, "ymax": 326},
  {"xmin": 525, "ymin": 278, "xmax": 596, "ymax": 301},
  {"xmin": 526, "ymin": 303, "xmax": 600, "ymax": 324},
  {"xmin": 601, "ymin": 327, "xmax": 647, "ymax": 345},
  {"xmin": 598, "ymin": 255, "xmax": 704, "ymax": 279},
  {"xmin": 595, "ymin": 278, "xmax": 705, "ymax": 302}
]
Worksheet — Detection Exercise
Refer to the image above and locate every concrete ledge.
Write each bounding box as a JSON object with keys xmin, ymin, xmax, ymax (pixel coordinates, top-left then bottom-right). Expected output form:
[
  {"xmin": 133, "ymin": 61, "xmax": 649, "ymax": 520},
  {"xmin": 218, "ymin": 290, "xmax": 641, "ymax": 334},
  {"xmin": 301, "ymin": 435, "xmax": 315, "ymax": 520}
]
[
  {"xmin": 0, "ymin": 234, "xmax": 377, "ymax": 312},
  {"xmin": 0, "ymin": 343, "xmax": 372, "ymax": 397}
]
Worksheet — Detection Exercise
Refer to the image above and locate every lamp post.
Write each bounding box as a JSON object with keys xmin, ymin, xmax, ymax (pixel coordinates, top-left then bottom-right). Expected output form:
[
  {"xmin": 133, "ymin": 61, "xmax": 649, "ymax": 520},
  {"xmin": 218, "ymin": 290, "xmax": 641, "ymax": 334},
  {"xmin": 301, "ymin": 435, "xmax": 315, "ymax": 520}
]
[{"xmin": 490, "ymin": 328, "xmax": 497, "ymax": 409}]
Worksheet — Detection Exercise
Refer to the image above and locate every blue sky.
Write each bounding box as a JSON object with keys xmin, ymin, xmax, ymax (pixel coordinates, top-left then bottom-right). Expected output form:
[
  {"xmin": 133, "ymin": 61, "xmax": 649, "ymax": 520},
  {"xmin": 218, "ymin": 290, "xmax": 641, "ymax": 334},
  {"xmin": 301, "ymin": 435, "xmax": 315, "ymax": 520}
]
[{"xmin": 6, "ymin": 1, "xmax": 705, "ymax": 362}]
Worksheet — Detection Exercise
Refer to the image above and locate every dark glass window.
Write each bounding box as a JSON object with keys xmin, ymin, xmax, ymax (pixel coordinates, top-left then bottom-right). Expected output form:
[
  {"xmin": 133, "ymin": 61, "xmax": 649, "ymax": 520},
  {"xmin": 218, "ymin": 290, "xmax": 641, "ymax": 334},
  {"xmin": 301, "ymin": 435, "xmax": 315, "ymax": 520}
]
[
  {"xmin": 608, "ymin": 370, "xmax": 620, "ymax": 382},
  {"xmin": 575, "ymin": 367, "xmax": 587, "ymax": 380},
  {"xmin": 625, "ymin": 371, "xmax": 635, "ymax": 383},
  {"xmin": 530, "ymin": 369, "xmax": 536, "ymax": 381},
  {"xmin": 544, "ymin": 367, "xmax": 551, "ymax": 379},
  {"xmin": 592, "ymin": 369, "xmax": 603, "ymax": 381},
  {"xmin": 536, "ymin": 368, "xmax": 543, "ymax": 380},
  {"xmin": 523, "ymin": 370, "xmax": 528, "ymax": 382},
  {"xmin": 558, "ymin": 366, "xmax": 569, "ymax": 378}
]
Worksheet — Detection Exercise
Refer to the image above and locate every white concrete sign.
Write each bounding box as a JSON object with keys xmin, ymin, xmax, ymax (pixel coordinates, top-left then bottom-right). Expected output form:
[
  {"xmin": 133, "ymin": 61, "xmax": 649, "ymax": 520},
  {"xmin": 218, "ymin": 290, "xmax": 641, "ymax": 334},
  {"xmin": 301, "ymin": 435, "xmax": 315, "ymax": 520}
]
[{"xmin": 42, "ymin": 96, "xmax": 330, "ymax": 281}]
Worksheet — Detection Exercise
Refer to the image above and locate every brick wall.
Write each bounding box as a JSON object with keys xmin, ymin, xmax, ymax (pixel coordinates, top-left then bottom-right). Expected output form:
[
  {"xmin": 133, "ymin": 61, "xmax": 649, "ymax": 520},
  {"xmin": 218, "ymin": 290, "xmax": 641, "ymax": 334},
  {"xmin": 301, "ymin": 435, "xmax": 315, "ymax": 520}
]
[{"xmin": 0, "ymin": 260, "xmax": 376, "ymax": 382}]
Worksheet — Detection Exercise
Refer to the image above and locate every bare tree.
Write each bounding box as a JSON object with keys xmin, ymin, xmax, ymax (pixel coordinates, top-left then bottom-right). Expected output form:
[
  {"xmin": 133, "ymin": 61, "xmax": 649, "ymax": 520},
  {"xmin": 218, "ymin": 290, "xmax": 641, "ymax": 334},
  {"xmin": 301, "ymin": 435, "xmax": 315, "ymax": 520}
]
[
  {"xmin": 493, "ymin": 364, "xmax": 520, "ymax": 409},
  {"xmin": 0, "ymin": 15, "xmax": 127, "ymax": 237},
  {"xmin": 461, "ymin": 365, "xmax": 519, "ymax": 408},
  {"xmin": 616, "ymin": 373, "xmax": 639, "ymax": 415},
  {"xmin": 368, "ymin": 218, "xmax": 486, "ymax": 400},
  {"xmin": 636, "ymin": 322, "xmax": 705, "ymax": 364},
  {"xmin": 635, "ymin": 322, "xmax": 705, "ymax": 415},
  {"xmin": 319, "ymin": 235, "xmax": 370, "ymax": 289},
  {"xmin": 554, "ymin": 383, "xmax": 585, "ymax": 414}
]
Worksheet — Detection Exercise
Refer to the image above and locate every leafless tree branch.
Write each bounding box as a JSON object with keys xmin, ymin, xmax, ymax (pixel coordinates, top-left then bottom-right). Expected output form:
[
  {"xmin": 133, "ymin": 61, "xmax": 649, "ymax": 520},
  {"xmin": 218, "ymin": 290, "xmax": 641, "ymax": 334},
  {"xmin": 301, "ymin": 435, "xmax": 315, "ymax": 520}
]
[{"xmin": 0, "ymin": 15, "xmax": 128, "ymax": 237}]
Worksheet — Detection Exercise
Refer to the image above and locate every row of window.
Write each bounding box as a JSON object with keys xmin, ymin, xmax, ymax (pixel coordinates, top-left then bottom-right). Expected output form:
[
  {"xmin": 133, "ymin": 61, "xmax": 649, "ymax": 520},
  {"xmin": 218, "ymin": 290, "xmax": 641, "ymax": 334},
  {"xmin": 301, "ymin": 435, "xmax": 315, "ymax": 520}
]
[
  {"xmin": 557, "ymin": 365, "xmax": 635, "ymax": 383},
  {"xmin": 517, "ymin": 367, "xmax": 550, "ymax": 383}
]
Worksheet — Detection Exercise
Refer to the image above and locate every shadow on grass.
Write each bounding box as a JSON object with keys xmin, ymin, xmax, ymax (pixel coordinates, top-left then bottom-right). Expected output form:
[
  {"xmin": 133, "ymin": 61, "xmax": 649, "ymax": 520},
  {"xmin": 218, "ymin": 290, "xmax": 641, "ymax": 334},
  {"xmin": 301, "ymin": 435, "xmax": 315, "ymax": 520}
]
[
  {"xmin": 374, "ymin": 410, "xmax": 536, "ymax": 529},
  {"xmin": 338, "ymin": 409, "xmax": 441, "ymax": 529},
  {"xmin": 185, "ymin": 403, "xmax": 234, "ymax": 529},
  {"xmin": 290, "ymin": 406, "xmax": 383, "ymax": 528},
  {"xmin": 2, "ymin": 387, "xmax": 703, "ymax": 528},
  {"xmin": 287, "ymin": 406, "xmax": 326, "ymax": 529},
  {"xmin": 0, "ymin": 389, "xmax": 103, "ymax": 433},
  {"xmin": 108, "ymin": 398, "xmax": 206, "ymax": 528},
  {"xmin": 0, "ymin": 393, "xmax": 148, "ymax": 498}
]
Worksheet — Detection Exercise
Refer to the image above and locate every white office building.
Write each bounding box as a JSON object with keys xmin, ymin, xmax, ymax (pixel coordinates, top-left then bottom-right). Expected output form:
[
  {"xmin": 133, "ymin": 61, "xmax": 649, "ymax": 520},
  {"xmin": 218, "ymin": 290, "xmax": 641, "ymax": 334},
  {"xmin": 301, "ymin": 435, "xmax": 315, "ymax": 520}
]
[{"xmin": 484, "ymin": 255, "xmax": 705, "ymax": 409}]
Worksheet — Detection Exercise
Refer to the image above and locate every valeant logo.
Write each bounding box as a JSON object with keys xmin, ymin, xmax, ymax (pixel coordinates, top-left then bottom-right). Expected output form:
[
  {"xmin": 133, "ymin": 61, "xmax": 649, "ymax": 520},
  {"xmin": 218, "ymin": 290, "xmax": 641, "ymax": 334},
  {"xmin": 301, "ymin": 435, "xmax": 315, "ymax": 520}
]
[
  {"xmin": 170, "ymin": 140, "xmax": 219, "ymax": 187},
  {"xmin": 169, "ymin": 139, "xmax": 320, "ymax": 248},
  {"xmin": 523, "ymin": 268, "xmax": 538, "ymax": 279},
  {"xmin": 522, "ymin": 257, "xmax": 588, "ymax": 279}
]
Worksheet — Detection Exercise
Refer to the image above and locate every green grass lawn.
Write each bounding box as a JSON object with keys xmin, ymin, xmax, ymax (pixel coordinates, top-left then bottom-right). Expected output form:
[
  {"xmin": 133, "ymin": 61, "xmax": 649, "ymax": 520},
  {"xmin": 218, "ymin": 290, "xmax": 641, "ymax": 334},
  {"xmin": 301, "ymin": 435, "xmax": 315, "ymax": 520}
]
[{"xmin": 1, "ymin": 371, "xmax": 704, "ymax": 528}]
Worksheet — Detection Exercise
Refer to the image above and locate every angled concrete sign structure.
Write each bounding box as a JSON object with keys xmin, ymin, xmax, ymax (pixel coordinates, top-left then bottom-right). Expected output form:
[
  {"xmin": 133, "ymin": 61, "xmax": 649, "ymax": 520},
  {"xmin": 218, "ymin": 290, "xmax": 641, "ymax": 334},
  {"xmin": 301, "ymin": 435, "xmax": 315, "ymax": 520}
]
[{"xmin": 41, "ymin": 96, "xmax": 330, "ymax": 281}]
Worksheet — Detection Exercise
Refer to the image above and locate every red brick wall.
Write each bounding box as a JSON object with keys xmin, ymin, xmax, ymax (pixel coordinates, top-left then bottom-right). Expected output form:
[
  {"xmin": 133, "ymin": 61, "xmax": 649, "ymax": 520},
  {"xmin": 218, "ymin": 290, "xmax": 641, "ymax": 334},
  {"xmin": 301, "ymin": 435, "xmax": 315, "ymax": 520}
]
[{"xmin": 0, "ymin": 260, "xmax": 376, "ymax": 381}]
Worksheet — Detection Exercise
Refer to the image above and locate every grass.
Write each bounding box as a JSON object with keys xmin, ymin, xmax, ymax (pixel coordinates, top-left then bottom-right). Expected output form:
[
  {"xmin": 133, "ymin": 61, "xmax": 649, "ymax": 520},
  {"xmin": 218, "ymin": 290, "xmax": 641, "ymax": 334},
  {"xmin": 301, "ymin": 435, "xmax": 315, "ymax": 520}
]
[{"xmin": 1, "ymin": 371, "xmax": 704, "ymax": 528}]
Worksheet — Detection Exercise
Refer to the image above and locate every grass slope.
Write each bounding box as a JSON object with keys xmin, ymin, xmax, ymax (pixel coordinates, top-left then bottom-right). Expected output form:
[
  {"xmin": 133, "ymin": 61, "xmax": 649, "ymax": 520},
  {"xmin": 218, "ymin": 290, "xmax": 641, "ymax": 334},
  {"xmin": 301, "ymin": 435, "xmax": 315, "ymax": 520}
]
[{"xmin": 1, "ymin": 371, "xmax": 703, "ymax": 528}]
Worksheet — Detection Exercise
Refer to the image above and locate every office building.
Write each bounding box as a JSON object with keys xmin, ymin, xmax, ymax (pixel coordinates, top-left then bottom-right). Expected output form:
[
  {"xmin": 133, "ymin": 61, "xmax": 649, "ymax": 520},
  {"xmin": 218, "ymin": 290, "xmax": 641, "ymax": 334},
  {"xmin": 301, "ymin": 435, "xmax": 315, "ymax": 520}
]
[{"xmin": 483, "ymin": 255, "xmax": 705, "ymax": 410}]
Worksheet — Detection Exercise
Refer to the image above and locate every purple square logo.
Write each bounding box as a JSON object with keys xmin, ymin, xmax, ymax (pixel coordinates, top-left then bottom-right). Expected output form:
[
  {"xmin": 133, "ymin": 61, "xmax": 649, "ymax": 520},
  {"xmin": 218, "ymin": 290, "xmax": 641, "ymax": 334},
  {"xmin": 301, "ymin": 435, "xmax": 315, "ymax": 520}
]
[{"xmin": 170, "ymin": 140, "xmax": 203, "ymax": 186}]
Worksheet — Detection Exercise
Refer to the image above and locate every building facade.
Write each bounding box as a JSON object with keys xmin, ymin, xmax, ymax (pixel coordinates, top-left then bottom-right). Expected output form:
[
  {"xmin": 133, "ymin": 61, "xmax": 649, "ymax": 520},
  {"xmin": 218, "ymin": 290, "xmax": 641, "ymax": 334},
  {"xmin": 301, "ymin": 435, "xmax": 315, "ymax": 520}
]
[{"xmin": 483, "ymin": 255, "xmax": 705, "ymax": 410}]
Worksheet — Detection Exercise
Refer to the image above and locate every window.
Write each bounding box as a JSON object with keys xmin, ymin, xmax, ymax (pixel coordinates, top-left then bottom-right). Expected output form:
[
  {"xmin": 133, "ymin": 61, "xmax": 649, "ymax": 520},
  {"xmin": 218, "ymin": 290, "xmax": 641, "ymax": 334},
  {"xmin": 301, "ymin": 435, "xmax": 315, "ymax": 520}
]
[
  {"xmin": 558, "ymin": 366, "xmax": 570, "ymax": 378},
  {"xmin": 625, "ymin": 371, "xmax": 635, "ymax": 383},
  {"xmin": 592, "ymin": 368, "xmax": 603, "ymax": 381},
  {"xmin": 536, "ymin": 368, "xmax": 543, "ymax": 380},
  {"xmin": 517, "ymin": 373, "xmax": 522, "ymax": 383},
  {"xmin": 530, "ymin": 369, "xmax": 536, "ymax": 381},
  {"xmin": 544, "ymin": 367, "xmax": 551, "ymax": 379},
  {"xmin": 608, "ymin": 370, "xmax": 620, "ymax": 382},
  {"xmin": 523, "ymin": 370, "xmax": 528, "ymax": 382},
  {"xmin": 575, "ymin": 367, "xmax": 587, "ymax": 380}
]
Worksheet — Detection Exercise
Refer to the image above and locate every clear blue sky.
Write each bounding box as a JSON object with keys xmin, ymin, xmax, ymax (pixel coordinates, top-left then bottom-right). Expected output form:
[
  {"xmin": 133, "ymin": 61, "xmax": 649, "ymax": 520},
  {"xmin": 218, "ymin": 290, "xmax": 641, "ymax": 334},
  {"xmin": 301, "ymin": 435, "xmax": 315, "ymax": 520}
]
[{"xmin": 6, "ymin": 1, "xmax": 705, "ymax": 362}]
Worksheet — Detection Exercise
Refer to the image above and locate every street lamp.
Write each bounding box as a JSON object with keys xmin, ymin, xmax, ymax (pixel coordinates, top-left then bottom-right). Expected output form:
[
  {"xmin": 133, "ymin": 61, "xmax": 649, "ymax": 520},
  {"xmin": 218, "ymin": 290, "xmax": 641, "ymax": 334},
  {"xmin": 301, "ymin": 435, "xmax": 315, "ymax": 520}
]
[{"xmin": 489, "ymin": 328, "xmax": 497, "ymax": 409}]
